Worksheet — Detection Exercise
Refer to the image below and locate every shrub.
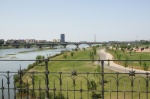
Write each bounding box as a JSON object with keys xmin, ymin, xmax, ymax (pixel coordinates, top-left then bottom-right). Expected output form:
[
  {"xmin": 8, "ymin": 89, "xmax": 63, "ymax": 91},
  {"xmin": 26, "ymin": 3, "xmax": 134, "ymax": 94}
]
[
  {"xmin": 13, "ymin": 74, "xmax": 19, "ymax": 82},
  {"xmin": 55, "ymin": 92, "xmax": 65, "ymax": 99},
  {"xmin": 88, "ymin": 80, "xmax": 97, "ymax": 90},
  {"xmin": 15, "ymin": 82, "xmax": 26, "ymax": 93},
  {"xmin": 71, "ymin": 51, "xmax": 74, "ymax": 57},
  {"xmin": 63, "ymin": 53, "xmax": 67, "ymax": 58},
  {"xmin": 40, "ymin": 92, "xmax": 65, "ymax": 99},
  {"xmin": 143, "ymin": 62, "xmax": 149, "ymax": 71},
  {"xmin": 27, "ymin": 64, "xmax": 34, "ymax": 70},
  {"xmin": 82, "ymin": 48, "xmax": 85, "ymax": 51},
  {"xmin": 36, "ymin": 55, "xmax": 45, "ymax": 64}
]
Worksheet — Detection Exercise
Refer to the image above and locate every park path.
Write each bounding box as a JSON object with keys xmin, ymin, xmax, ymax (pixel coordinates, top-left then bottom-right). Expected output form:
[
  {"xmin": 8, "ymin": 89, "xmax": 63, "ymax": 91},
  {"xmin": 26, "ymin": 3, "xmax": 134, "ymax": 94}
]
[{"xmin": 97, "ymin": 49, "xmax": 150, "ymax": 73}]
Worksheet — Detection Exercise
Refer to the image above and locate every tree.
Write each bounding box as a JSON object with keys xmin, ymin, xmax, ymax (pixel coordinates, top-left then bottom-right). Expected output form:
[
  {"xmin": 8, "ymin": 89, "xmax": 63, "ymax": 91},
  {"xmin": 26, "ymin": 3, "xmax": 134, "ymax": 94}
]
[
  {"xmin": 89, "ymin": 51, "xmax": 92, "ymax": 59},
  {"xmin": 93, "ymin": 46, "xmax": 97, "ymax": 56},
  {"xmin": 121, "ymin": 48, "xmax": 125, "ymax": 55},
  {"xmin": 36, "ymin": 55, "xmax": 42, "ymax": 64},
  {"xmin": 143, "ymin": 62, "xmax": 149, "ymax": 71},
  {"xmin": 118, "ymin": 54, "xmax": 121, "ymax": 60},
  {"xmin": 124, "ymin": 56, "xmax": 129, "ymax": 72},
  {"xmin": 136, "ymin": 45, "xmax": 139, "ymax": 50},
  {"xmin": 145, "ymin": 46, "xmax": 149, "ymax": 49},
  {"xmin": 116, "ymin": 53, "xmax": 121, "ymax": 60},
  {"xmin": 129, "ymin": 49, "xmax": 133, "ymax": 56},
  {"xmin": 36, "ymin": 55, "xmax": 45, "ymax": 65},
  {"xmin": 0, "ymin": 39, "xmax": 4, "ymax": 46},
  {"xmin": 94, "ymin": 65, "xmax": 101, "ymax": 77},
  {"xmin": 91, "ymin": 52, "xmax": 95, "ymax": 62},
  {"xmin": 71, "ymin": 51, "xmax": 74, "ymax": 57},
  {"xmin": 107, "ymin": 58, "xmax": 110, "ymax": 66},
  {"xmin": 139, "ymin": 56, "xmax": 142, "ymax": 67}
]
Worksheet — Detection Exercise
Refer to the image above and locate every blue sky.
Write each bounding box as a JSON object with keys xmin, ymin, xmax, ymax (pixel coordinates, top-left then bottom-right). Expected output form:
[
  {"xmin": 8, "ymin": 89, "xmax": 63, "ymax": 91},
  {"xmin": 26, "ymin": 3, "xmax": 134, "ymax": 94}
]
[{"xmin": 0, "ymin": 0, "xmax": 150, "ymax": 42}]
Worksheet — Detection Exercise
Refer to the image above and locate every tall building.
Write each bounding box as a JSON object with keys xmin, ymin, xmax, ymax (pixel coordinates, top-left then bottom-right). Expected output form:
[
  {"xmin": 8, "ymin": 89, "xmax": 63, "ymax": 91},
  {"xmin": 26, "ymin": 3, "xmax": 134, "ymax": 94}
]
[{"xmin": 60, "ymin": 34, "xmax": 65, "ymax": 42}]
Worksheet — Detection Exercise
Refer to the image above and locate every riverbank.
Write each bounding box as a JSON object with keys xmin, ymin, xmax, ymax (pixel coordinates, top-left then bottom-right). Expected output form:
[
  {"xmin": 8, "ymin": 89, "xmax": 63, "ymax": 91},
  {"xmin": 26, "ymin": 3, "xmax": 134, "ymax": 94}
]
[
  {"xmin": 18, "ymin": 47, "xmax": 150, "ymax": 99},
  {"xmin": 19, "ymin": 47, "xmax": 99, "ymax": 98}
]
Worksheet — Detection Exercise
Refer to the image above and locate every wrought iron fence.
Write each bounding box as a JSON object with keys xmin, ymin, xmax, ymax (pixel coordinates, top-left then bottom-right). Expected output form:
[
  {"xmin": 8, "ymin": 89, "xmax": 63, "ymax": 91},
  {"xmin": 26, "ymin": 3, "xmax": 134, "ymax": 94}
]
[{"xmin": 0, "ymin": 59, "xmax": 150, "ymax": 99}]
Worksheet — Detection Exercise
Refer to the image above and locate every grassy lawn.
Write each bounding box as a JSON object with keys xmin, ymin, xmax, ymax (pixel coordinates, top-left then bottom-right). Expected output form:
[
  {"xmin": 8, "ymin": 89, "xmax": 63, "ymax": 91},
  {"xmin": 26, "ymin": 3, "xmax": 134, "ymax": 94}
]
[
  {"xmin": 22, "ymin": 47, "xmax": 150, "ymax": 99},
  {"xmin": 106, "ymin": 49, "xmax": 150, "ymax": 70}
]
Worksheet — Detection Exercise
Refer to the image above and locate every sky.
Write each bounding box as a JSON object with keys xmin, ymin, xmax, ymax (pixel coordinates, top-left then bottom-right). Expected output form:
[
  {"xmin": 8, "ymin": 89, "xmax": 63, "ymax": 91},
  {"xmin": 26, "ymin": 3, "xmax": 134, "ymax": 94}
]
[{"xmin": 0, "ymin": 0, "xmax": 150, "ymax": 42}]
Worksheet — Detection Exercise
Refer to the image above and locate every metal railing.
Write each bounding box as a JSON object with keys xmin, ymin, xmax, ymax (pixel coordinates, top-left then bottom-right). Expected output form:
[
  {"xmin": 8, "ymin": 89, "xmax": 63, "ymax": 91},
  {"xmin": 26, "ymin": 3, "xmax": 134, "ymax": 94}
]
[{"xmin": 0, "ymin": 59, "xmax": 150, "ymax": 99}]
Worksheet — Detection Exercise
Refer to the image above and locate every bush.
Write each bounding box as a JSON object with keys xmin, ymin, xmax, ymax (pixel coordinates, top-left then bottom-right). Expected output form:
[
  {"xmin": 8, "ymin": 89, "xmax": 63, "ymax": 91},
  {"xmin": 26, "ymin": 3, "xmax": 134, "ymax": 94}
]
[
  {"xmin": 36, "ymin": 55, "xmax": 45, "ymax": 64},
  {"xmin": 27, "ymin": 64, "xmax": 34, "ymax": 70},
  {"xmin": 63, "ymin": 53, "xmax": 67, "ymax": 58},
  {"xmin": 82, "ymin": 48, "xmax": 86, "ymax": 51},
  {"xmin": 71, "ymin": 51, "xmax": 74, "ymax": 57},
  {"xmin": 15, "ymin": 82, "xmax": 26, "ymax": 93},
  {"xmin": 91, "ymin": 92, "xmax": 101, "ymax": 99},
  {"xmin": 29, "ymin": 89, "xmax": 36, "ymax": 97},
  {"xmin": 40, "ymin": 92, "xmax": 65, "ymax": 99},
  {"xmin": 22, "ymin": 69, "xmax": 28, "ymax": 74},
  {"xmin": 143, "ymin": 62, "xmax": 149, "ymax": 71},
  {"xmin": 75, "ymin": 48, "xmax": 78, "ymax": 51},
  {"xmin": 13, "ymin": 74, "xmax": 19, "ymax": 82},
  {"xmin": 88, "ymin": 80, "xmax": 97, "ymax": 90},
  {"xmin": 32, "ymin": 62, "xmax": 37, "ymax": 66},
  {"xmin": 55, "ymin": 92, "xmax": 65, "ymax": 99}
]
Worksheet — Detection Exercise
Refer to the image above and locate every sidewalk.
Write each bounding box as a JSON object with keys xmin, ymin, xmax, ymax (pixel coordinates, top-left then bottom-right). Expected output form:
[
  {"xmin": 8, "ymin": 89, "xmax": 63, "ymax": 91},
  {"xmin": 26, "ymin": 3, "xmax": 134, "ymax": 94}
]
[{"xmin": 99, "ymin": 49, "xmax": 150, "ymax": 73}]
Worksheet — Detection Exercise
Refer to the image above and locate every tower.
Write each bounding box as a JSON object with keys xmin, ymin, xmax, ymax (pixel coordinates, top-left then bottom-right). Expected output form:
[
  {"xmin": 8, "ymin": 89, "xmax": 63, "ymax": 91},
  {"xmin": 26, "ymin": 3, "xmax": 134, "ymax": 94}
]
[
  {"xmin": 60, "ymin": 34, "xmax": 65, "ymax": 42},
  {"xmin": 94, "ymin": 34, "xmax": 96, "ymax": 42}
]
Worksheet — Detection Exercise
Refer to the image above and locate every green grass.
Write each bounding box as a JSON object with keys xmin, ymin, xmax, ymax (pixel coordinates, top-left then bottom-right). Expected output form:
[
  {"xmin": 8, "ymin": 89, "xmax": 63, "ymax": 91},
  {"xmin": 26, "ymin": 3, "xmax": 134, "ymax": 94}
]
[
  {"xmin": 107, "ymin": 49, "xmax": 150, "ymax": 70},
  {"xmin": 22, "ymin": 48, "xmax": 150, "ymax": 99}
]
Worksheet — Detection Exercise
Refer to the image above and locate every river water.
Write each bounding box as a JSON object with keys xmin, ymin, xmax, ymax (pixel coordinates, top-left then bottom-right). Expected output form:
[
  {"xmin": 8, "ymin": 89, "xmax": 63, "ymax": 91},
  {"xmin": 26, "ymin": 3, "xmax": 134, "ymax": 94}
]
[{"xmin": 0, "ymin": 45, "xmax": 89, "ymax": 99}]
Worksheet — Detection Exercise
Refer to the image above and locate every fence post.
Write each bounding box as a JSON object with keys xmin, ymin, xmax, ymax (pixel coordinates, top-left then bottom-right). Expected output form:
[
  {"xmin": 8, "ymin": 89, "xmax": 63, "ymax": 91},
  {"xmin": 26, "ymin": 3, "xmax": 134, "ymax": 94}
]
[
  {"xmin": 45, "ymin": 58, "xmax": 49, "ymax": 99},
  {"xmin": 101, "ymin": 60, "xmax": 104, "ymax": 99},
  {"xmin": 7, "ymin": 71, "xmax": 10, "ymax": 99}
]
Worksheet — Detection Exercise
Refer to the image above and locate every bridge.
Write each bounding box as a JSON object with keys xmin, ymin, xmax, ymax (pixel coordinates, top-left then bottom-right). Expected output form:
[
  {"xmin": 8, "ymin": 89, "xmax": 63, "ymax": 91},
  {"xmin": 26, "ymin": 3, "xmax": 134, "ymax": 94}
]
[{"xmin": 2, "ymin": 42, "xmax": 106, "ymax": 48}]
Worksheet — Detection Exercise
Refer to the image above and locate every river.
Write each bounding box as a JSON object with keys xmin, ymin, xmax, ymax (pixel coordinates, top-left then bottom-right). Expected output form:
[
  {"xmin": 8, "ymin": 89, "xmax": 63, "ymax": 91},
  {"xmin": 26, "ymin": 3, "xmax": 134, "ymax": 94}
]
[{"xmin": 0, "ymin": 44, "xmax": 89, "ymax": 99}]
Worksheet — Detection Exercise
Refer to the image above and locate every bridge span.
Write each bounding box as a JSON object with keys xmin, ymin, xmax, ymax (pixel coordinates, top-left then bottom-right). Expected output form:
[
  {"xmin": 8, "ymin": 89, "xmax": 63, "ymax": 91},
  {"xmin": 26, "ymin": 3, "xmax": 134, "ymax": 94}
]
[{"xmin": 2, "ymin": 42, "xmax": 105, "ymax": 48}]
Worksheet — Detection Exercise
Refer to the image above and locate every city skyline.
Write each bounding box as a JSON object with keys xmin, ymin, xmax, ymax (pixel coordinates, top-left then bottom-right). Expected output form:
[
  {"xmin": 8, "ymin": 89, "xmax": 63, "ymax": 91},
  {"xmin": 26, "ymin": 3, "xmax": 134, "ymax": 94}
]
[{"xmin": 0, "ymin": 0, "xmax": 150, "ymax": 42}]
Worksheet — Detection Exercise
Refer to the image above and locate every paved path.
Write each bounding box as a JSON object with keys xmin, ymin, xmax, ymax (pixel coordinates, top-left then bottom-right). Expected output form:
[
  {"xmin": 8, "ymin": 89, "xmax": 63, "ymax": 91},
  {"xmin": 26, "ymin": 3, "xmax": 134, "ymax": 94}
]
[{"xmin": 98, "ymin": 49, "xmax": 150, "ymax": 73}]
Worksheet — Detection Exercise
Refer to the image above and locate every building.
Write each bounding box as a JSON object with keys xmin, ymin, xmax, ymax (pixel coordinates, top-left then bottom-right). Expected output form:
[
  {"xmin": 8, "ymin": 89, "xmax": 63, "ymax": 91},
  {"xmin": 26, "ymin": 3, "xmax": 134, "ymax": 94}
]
[
  {"xmin": 25, "ymin": 39, "xmax": 36, "ymax": 43},
  {"xmin": 53, "ymin": 39, "xmax": 60, "ymax": 42},
  {"xmin": 60, "ymin": 34, "xmax": 65, "ymax": 42},
  {"xmin": 37, "ymin": 40, "xmax": 47, "ymax": 43},
  {"xmin": 0, "ymin": 39, "xmax": 4, "ymax": 45},
  {"xmin": 6, "ymin": 39, "xmax": 16, "ymax": 44}
]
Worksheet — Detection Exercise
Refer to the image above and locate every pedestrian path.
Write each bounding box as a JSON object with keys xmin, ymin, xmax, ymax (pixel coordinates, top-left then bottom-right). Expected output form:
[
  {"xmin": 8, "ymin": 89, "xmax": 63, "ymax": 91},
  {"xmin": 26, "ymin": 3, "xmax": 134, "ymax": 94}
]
[{"xmin": 99, "ymin": 49, "xmax": 150, "ymax": 73}]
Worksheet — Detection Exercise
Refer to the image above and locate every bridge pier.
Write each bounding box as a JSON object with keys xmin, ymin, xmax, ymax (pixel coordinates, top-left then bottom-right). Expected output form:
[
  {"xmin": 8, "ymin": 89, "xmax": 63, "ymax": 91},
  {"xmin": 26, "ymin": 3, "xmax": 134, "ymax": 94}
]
[
  {"xmin": 62, "ymin": 44, "xmax": 67, "ymax": 48},
  {"xmin": 16, "ymin": 46, "xmax": 19, "ymax": 48},
  {"xmin": 38, "ymin": 45, "xmax": 42, "ymax": 48},
  {"xmin": 14, "ymin": 45, "xmax": 19, "ymax": 48},
  {"xmin": 49, "ymin": 44, "xmax": 55, "ymax": 49},
  {"xmin": 24, "ymin": 45, "xmax": 31, "ymax": 48}
]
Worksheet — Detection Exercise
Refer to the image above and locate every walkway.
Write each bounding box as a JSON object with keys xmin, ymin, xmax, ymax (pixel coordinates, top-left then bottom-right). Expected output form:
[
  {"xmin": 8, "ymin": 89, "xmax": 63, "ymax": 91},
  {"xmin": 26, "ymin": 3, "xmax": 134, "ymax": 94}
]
[{"xmin": 98, "ymin": 49, "xmax": 150, "ymax": 73}]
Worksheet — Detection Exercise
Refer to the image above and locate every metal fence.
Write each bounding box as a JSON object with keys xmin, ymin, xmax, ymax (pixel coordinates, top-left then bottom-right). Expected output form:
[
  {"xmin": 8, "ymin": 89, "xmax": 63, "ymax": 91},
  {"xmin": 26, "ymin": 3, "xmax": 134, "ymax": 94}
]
[{"xmin": 0, "ymin": 59, "xmax": 150, "ymax": 99}]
